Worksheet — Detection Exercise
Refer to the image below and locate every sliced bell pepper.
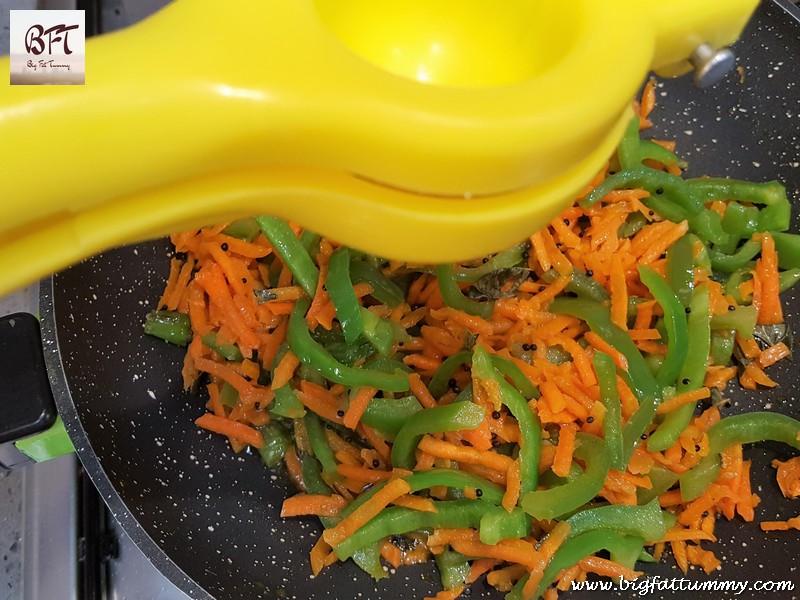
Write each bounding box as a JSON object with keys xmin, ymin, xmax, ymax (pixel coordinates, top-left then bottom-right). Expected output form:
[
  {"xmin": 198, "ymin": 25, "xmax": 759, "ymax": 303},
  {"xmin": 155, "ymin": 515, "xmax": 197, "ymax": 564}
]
[
  {"xmin": 436, "ymin": 264, "xmax": 493, "ymax": 319},
  {"xmin": 680, "ymin": 412, "xmax": 800, "ymax": 501},
  {"xmin": 473, "ymin": 345, "xmax": 541, "ymax": 494},
  {"xmin": 648, "ymin": 284, "xmax": 710, "ymax": 452},
  {"xmin": 256, "ymin": 216, "xmax": 319, "ymax": 297},
  {"xmin": 288, "ymin": 297, "xmax": 410, "ymax": 392},
  {"xmin": 519, "ymin": 434, "xmax": 609, "ymax": 520},
  {"xmin": 391, "ymin": 402, "xmax": 485, "ymax": 469}
]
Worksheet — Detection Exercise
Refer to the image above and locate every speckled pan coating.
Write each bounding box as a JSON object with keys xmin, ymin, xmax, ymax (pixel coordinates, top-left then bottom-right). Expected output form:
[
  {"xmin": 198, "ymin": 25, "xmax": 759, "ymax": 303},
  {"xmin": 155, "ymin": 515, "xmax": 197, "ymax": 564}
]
[{"xmin": 40, "ymin": 2, "xmax": 800, "ymax": 599}]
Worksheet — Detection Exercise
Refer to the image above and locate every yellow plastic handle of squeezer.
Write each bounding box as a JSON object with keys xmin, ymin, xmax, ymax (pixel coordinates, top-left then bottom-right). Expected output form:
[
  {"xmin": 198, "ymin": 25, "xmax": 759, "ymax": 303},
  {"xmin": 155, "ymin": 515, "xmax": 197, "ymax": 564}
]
[{"xmin": 0, "ymin": 0, "xmax": 757, "ymax": 295}]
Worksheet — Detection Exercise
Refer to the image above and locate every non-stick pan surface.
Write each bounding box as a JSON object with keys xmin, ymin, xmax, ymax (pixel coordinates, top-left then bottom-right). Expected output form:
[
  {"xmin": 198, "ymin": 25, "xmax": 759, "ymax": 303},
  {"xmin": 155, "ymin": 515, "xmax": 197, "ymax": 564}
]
[{"xmin": 41, "ymin": 2, "xmax": 800, "ymax": 598}]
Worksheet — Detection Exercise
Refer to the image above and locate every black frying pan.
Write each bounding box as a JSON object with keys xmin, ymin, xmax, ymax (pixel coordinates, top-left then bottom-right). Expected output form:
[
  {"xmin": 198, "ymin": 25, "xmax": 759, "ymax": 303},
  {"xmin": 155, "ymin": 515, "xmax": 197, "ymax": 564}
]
[{"xmin": 41, "ymin": 2, "xmax": 800, "ymax": 598}]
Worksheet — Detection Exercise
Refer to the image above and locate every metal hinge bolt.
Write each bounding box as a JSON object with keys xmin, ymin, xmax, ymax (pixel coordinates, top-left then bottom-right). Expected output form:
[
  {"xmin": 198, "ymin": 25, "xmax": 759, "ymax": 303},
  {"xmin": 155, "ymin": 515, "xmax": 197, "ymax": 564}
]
[{"xmin": 690, "ymin": 43, "xmax": 737, "ymax": 88}]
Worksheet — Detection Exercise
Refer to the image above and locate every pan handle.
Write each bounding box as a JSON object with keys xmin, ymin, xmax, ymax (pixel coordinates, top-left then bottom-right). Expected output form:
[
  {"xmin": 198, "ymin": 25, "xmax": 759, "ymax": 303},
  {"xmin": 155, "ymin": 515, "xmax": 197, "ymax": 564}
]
[{"xmin": 0, "ymin": 312, "xmax": 73, "ymax": 470}]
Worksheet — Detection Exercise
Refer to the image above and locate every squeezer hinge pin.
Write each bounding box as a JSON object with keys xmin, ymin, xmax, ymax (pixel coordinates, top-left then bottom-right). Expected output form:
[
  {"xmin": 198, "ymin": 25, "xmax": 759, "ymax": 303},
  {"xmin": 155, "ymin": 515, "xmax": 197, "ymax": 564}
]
[{"xmin": 690, "ymin": 43, "xmax": 737, "ymax": 88}]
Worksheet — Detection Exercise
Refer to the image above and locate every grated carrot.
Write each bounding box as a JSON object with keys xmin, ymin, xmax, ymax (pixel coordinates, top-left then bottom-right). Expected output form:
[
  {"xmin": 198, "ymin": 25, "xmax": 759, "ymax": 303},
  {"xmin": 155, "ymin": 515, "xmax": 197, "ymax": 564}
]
[
  {"xmin": 281, "ymin": 494, "xmax": 347, "ymax": 518},
  {"xmin": 760, "ymin": 515, "xmax": 800, "ymax": 531},
  {"xmin": 323, "ymin": 478, "xmax": 411, "ymax": 547},
  {"xmin": 391, "ymin": 494, "xmax": 437, "ymax": 513},
  {"xmin": 523, "ymin": 521, "xmax": 572, "ymax": 597},
  {"xmin": 754, "ymin": 232, "xmax": 783, "ymax": 325},
  {"xmin": 551, "ymin": 424, "xmax": 578, "ymax": 478},
  {"xmin": 656, "ymin": 387, "xmax": 711, "ymax": 415},
  {"xmin": 342, "ymin": 386, "xmax": 379, "ymax": 430},
  {"xmin": 502, "ymin": 460, "xmax": 521, "ymax": 512},
  {"xmin": 195, "ymin": 413, "xmax": 264, "ymax": 448},
  {"xmin": 773, "ymin": 457, "xmax": 800, "ymax": 499},
  {"xmin": 409, "ymin": 372, "xmax": 438, "ymax": 408},
  {"xmin": 584, "ymin": 331, "xmax": 629, "ymax": 371},
  {"xmin": 272, "ymin": 350, "xmax": 300, "ymax": 389},
  {"xmin": 309, "ymin": 535, "xmax": 335, "ymax": 577},
  {"xmin": 336, "ymin": 464, "xmax": 394, "ymax": 484},
  {"xmin": 417, "ymin": 435, "xmax": 515, "ymax": 473},
  {"xmin": 578, "ymin": 555, "xmax": 643, "ymax": 580}
]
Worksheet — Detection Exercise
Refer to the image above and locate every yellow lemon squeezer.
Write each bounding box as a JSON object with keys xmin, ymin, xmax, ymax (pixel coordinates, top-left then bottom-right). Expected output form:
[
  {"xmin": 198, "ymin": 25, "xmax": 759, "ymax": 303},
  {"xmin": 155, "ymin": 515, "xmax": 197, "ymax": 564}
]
[{"xmin": 0, "ymin": 0, "xmax": 758, "ymax": 296}]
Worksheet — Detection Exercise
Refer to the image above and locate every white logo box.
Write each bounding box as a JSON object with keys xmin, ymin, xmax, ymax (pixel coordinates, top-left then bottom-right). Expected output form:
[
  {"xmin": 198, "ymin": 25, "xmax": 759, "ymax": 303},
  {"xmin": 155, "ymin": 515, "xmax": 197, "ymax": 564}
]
[{"xmin": 9, "ymin": 10, "xmax": 85, "ymax": 85}]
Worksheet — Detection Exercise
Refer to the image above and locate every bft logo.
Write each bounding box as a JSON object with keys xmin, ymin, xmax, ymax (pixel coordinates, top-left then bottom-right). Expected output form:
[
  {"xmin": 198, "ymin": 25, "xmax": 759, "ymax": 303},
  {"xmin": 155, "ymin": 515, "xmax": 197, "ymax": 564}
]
[
  {"xmin": 9, "ymin": 10, "xmax": 86, "ymax": 85},
  {"xmin": 25, "ymin": 23, "xmax": 80, "ymax": 56}
]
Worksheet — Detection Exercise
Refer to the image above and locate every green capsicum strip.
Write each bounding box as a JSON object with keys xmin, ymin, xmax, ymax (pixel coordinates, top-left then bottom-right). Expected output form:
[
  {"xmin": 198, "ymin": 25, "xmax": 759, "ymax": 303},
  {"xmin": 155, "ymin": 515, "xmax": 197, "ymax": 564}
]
[
  {"xmin": 436, "ymin": 264, "xmax": 493, "ymax": 319},
  {"xmin": 359, "ymin": 307, "xmax": 401, "ymax": 356},
  {"xmin": 643, "ymin": 194, "xmax": 691, "ymax": 223},
  {"xmin": 679, "ymin": 412, "xmax": 800, "ymax": 501},
  {"xmin": 269, "ymin": 385, "xmax": 306, "ymax": 419},
  {"xmin": 428, "ymin": 351, "xmax": 538, "ymax": 401},
  {"xmin": 582, "ymin": 167, "xmax": 702, "ymax": 216},
  {"xmin": 391, "ymin": 402, "xmax": 485, "ymax": 469},
  {"xmin": 299, "ymin": 230, "xmax": 321, "ymax": 255},
  {"xmin": 550, "ymin": 297, "xmax": 661, "ymax": 465},
  {"xmin": 256, "ymin": 423, "xmax": 290, "ymax": 468},
  {"xmin": 636, "ymin": 464, "xmax": 680, "ymax": 505},
  {"xmin": 358, "ymin": 395, "xmax": 423, "ymax": 437},
  {"xmin": 758, "ymin": 200, "xmax": 791, "ymax": 232},
  {"xmin": 610, "ymin": 535, "xmax": 650, "ymax": 570},
  {"xmin": 143, "ymin": 310, "xmax": 192, "ymax": 346},
  {"xmin": 435, "ymin": 549, "xmax": 470, "ymax": 591},
  {"xmin": 724, "ymin": 263, "xmax": 755, "ymax": 304},
  {"xmin": 618, "ymin": 211, "xmax": 649, "ymax": 239},
  {"xmin": 541, "ymin": 268, "xmax": 610, "ymax": 303},
  {"xmin": 326, "ymin": 247, "xmax": 365, "ymax": 345},
  {"xmin": 490, "ymin": 355, "xmax": 540, "ymax": 400},
  {"xmin": 564, "ymin": 499, "xmax": 666, "ymax": 543},
  {"xmin": 593, "ymin": 352, "xmax": 624, "ymax": 471},
  {"xmin": 429, "ymin": 350, "xmax": 472, "ymax": 398},
  {"xmin": 666, "ymin": 234, "xmax": 695, "ymax": 308},
  {"xmin": 709, "ymin": 240, "xmax": 761, "ymax": 274},
  {"xmin": 334, "ymin": 499, "xmax": 523, "ymax": 560},
  {"xmin": 616, "ymin": 114, "xmax": 643, "ymax": 171},
  {"xmin": 342, "ymin": 469, "xmax": 507, "ymax": 520},
  {"xmin": 686, "ymin": 178, "xmax": 788, "ymax": 206},
  {"xmin": 617, "ymin": 114, "xmax": 683, "ymax": 171},
  {"xmin": 304, "ymin": 412, "xmax": 342, "ymax": 481},
  {"xmin": 638, "ymin": 265, "xmax": 689, "ymax": 387},
  {"xmin": 772, "ymin": 231, "xmax": 800, "ymax": 270},
  {"xmin": 219, "ymin": 382, "xmax": 238, "ymax": 408},
  {"xmin": 638, "ymin": 140, "xmax": 684, "ymax": 168},
  {"xmin": 520, "ymin": 434, "xmax": 609, "ymax": 520},
  {"xmin": 255, "ymin": 216, "xmax": 319, "ymax": 297},
  {"xmin": 780, "ymin": 268, "xmax": 800, "ymax": 292},
  {"xmin": 709, "ymin": 329, "xmax": 736, "ymax": 367},
  {"xmin": 688, "ymin": 209, "xmax": 733, "ymax": 248},
  {"xmin": 453, "ymin": 242, "xmax": 528, "ymax": 282},
  {"xmin": 300, "ymin": 455, "xmax": 386, "ymax": 579},
  {"xmin": 710, "ymin": 305, "xmax": 757, "ymax": 339},
  {"xmin": 301, "ymin": 453, "xmax": 334, "ymax": 498},
  {"xmin": 473, "ymin": 345, "xmax": 541, "ymax": 495},
  {"xmin": 721, "ymin": 202, "xmax": 759, "ymax": 240},
  {"xmin": 406, "ymin": 468, "xmax": 506, "ymax": 505},
  {"xmin": 479, "ymin": 505, "xmax": 532, "ymax": 545},
  {"xmin": 647, "ymin": 284, "xmax": 710, "ymax": 452},
  {"xmin": 288, "ymin": 298, "xmax": 409, "ymax": 392},
  {"xmin": 506, "ymin": 530, "xmax": 645, "ymax": 600},
  {"xmin": 549, "ymin": 297, "xmax": 660, "ymax": 411},
  {"xmin": 349, "ymin": 260, "xmax": 405, "ymax": 307},
  {"xmin": 201, "ymin": 331, "xmax": 244, "ymax": 361},
  {"xmin": 222, "ymin": 218, "xmax": 261, "ymax": 241}
]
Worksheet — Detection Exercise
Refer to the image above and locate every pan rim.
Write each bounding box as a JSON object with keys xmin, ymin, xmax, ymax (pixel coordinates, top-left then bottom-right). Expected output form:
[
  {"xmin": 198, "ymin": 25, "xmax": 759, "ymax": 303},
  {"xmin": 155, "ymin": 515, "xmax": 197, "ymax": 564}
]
[{"xmin": 39, "ymin": 275, "xmax": 215, "ymax": 600}]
